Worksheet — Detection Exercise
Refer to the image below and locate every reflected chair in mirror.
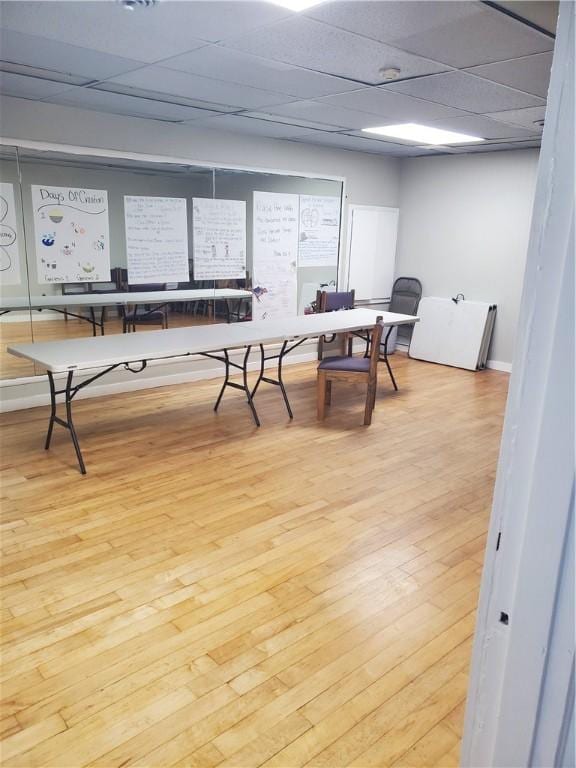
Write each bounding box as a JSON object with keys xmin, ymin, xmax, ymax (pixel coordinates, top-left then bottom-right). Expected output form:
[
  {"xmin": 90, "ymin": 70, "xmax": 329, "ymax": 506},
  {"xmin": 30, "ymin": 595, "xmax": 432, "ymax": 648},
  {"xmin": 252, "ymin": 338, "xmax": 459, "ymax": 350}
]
[
  {"xmin": 317, "ymin": 316, "xmax": 384, "ymax": 426},
  {"xmin": 121, "ymin": 284, "xmax": 168, "ymax": 333},
  {"xmin": 222, "ymin": 279, "xmax": 251, "ymax": 323},
  {"xmin": 315, "ymin": 289, "xmax": 355, "ymax": 360},
  {"xmin": 61, "ymin": 282, "xmax": 89, "ymax": 322}
]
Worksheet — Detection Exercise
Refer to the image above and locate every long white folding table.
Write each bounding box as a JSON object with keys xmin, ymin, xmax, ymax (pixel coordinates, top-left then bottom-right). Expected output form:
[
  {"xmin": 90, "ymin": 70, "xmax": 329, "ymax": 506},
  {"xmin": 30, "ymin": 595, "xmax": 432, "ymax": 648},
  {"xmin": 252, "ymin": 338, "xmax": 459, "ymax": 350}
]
[
  {"xmin": 0, "ymin": 289, "xmax": 253, "ymax": 335},
  {"xmin": 8, "ymin": 308, "xmax": 418, "ymax": 474}
]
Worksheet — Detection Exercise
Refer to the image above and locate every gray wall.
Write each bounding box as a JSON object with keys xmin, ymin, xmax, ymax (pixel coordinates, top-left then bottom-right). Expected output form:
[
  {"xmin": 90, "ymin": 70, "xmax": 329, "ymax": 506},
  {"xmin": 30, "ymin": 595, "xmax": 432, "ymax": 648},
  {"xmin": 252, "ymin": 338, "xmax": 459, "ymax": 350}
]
[
  {"xmin": 1, "ymin": 95, "xmax": 400, "ymax": 304},
  {"xmin": 2, "ymin": 96, "xmax": 539, "ymax": 367},
  {"xmin": 0, "ymin": 96, "xmax": 401, "ymax": 209},
  {"xmin": 396, "ymin": 149, "xmax": 539, "ymax": 365}
]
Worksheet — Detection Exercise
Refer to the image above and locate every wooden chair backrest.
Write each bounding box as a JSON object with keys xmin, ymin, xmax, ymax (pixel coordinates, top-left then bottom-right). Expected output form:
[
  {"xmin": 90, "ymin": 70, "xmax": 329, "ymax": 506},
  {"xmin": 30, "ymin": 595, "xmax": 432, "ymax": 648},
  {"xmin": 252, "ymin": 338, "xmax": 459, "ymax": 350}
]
[
  {"xmin": 315, "ymin": 289, "xmax": 355, "ymax": 313},
  {"xmin": 369, "ymin": 317, "xmax": 385, "ymax": 376}
]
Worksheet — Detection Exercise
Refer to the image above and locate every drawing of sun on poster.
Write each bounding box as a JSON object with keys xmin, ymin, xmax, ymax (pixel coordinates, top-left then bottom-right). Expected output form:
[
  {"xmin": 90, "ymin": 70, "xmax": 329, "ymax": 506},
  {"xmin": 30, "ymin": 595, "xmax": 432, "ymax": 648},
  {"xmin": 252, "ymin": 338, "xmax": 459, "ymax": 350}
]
[
  {"xmin": 298, "ymin": 194, "xmax": 341, "ymax": 267},
  {"xmin": 0, "ymin": 183, "xmax": 22, "ymax": 286},
  {"xmin": 32, "ymin": 185, "xmax": 110, "ymax": 283}
]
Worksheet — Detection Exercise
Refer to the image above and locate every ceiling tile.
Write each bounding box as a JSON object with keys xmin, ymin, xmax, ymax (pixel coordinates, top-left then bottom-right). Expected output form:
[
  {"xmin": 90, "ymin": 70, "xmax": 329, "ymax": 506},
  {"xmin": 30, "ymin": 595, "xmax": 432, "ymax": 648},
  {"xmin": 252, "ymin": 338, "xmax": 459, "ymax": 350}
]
[
  {"xmin": 0, "ymin": 70, "xmax": 74, "ymax": 99},
  {"xmin": 242, "ymin": 111, "xmax": 342, "ymax": 132},
  {"xmin": 0, "ymin": 1, "xmax": 287, "ymax": 60},
  {"xmin": 319, "ymin": 88, "xmax": 467, "ymax": 123},
  {"xmin": 448, "ymin": 139, "xmax": 541, "ymax": 153},
  {"xmin": 187, "ymin": 114, "xmax": 323, "ymax": 139},
  {"xmin": 305, "ymin": 1, "xmax": 479, "ymax": 47},
  {"xmin": 222, "ymin": 16, "xmax": 450, "ymax": 85},
  {"xmin": 485, "ymin": 105, "xmax": 547, "ymax": 130},
  {"xmin": 160, "ymin": 46, "xmax": 360, "ymax": 99},
  {"xmin": 107, "ymin": 66, "xmax": 297, "ymax": 110},
  {"xmin": 288, "ymin": 130, "xmax": 421, "ymax": 155},
  {"xmin": 495, "ymin": 2, "xmax": 559, "ymax": 34},
  {"xmin": 425, "ymin": 114, "xmax": 538, "ymax": 139},
  {"xmin": 465, "ymin": 52, "xmax": 553, "ymax": 98},
  {"xmin": 381, "ymin": 3, "xmax": 554, "ymax": 68},
  {"xmin": 384, "ymin": 71, "xmax": 545, "ymax": 113},
  {"xmin": 0, "ymin": 29, "xmax": 147, "ymax": 81},
  {"xmin": 46, "ymin": 87, "xmax": 222, "ymax": 122},
  {"xmin": 248, "ymin": 100, "xmax": 388, "ymax": 130}
]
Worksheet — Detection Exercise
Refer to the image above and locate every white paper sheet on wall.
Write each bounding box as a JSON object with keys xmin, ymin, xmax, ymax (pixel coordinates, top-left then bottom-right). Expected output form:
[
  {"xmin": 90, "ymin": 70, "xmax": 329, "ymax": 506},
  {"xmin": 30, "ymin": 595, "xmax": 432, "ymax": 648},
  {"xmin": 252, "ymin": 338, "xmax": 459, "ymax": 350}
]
[
  {"xmin": 298, "ymin": 194, "xmax": 341, "ymax": 267},
  {"xmin": 32, "ymin": 185, "xmax": 111, "ymax": 283},
  {"xmin": 0, "ymin": 183, "xmax": 22, "ymax": 286},
  {"xmin": 125, "ymin": 196, "xmax": 189, "ymax": 285},
  {"xmin": 192, "ymin": 198, "xmax": 246, "ymax": 280},
  {"xmin": 253, "ymin": 191, "xmax": 299, "ymax": 320}
]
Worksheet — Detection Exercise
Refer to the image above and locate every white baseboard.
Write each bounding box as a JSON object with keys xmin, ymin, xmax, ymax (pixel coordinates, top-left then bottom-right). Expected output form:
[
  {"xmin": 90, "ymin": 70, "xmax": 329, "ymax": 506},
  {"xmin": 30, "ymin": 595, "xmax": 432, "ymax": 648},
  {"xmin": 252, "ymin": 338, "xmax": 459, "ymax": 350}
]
[
  {"xmin": 486, "ymin": 360, "xmax": 513, "ymax": 373},
  {"xmin": 0, "ymin": 342, "xmax": 318, "ymax": 412},
  {"xmin": 396, "ymin": 342, "xmax": 511, "ymax": 373}
]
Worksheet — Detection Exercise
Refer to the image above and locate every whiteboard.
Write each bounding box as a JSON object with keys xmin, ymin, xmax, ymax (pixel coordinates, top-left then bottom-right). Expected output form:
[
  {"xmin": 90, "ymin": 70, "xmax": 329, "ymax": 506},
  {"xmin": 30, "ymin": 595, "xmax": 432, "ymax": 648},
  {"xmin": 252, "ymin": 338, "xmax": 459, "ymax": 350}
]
[
  {"xmin": 346, "ymin": 205, "xmax": 398, "ymax": 302},
  {"xmin": 124, "ymin": 196, "xmax": 189, "ymax": 284},
  {"xmin": 252, "ymin": 191, "xmax": 299, "ymax": 321},
  {"xmin": 192, "ymin": 197, "xmax": 246, "ymax": 280}
]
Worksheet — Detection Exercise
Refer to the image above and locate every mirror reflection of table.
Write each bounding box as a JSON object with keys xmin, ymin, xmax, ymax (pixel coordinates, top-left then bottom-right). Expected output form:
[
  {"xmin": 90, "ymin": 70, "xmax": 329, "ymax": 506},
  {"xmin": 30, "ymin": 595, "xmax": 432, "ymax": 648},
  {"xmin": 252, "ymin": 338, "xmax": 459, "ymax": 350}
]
[{"xmin": 0, "ymin": 289, "xmax": 253, "ymax": 335}]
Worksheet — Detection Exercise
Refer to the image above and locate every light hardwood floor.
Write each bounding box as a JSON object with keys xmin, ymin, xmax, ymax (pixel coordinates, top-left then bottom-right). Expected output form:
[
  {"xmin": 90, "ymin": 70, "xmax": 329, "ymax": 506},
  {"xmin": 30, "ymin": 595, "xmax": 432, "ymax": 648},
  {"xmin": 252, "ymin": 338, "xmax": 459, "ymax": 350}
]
[{"xmin": 0, "ymin": 355, "xmax": 509, "ymax": 767}]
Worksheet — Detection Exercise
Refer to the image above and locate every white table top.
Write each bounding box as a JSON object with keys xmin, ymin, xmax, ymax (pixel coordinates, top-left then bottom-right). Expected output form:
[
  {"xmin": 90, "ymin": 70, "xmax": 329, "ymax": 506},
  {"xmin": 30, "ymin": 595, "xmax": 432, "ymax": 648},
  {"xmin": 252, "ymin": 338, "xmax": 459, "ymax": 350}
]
[
  {"xmin": 8, "ymin": 308, "xmax": 418, "ymax": 374},
  {"xmin": 0, "ymin": 288, "xmax": 252, "ymax": 311}
]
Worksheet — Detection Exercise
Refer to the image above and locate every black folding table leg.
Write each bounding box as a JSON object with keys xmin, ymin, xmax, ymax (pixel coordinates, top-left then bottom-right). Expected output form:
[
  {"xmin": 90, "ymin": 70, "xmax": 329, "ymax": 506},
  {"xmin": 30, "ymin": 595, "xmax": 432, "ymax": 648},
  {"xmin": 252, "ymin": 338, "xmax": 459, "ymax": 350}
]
[
  {"xmin": 214, "ymin": 350, "xmax": 230, "ymax": 412},
  {"xmin": 64, "ymin": 371, "xmax": 87, "ymax": 474},
  {"xmin": 381, "ymin": 327, "xmax": 398, "ymax": 391},
  {"xmin": 251, "ymin": 344, "xmax": 266, "ymax": 399},
  {"xmin": 45, "ymin": 371, "xmax": 57, "ymax": 450},
  {"xmin": 277, "ymin": 341, "xmax": 293, "ymax": 419},
  {"xmin": 242, "ymin": 346, "xmax": 260, "ymax": 427},
  {"xmin": 44, "ymin": 370, "xmax": 87, "ymax": 474},
  {"xmin": 89, "ymin": 307, "xmax": 97, "ymax": 337}
]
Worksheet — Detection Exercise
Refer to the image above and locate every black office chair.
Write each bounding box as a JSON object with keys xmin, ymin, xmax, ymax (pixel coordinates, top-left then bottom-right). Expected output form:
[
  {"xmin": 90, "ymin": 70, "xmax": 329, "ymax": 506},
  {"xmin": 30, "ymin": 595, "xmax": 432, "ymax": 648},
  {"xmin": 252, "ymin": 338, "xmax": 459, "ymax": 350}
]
[{"xmin": 385, "ymin": 277, "xmax": 422, "ymax": 350}]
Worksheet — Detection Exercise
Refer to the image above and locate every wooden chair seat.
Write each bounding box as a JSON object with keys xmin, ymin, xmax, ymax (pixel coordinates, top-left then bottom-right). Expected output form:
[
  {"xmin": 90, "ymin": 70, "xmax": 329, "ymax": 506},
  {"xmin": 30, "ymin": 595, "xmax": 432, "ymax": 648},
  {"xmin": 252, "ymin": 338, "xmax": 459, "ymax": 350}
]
[
  {"xmin": 318, "ymin": 355, "xmax": 371, "ymax": 372},
  {"xmin": 317, "ymin": 317, "xmax": 384, "ymax": 426}
]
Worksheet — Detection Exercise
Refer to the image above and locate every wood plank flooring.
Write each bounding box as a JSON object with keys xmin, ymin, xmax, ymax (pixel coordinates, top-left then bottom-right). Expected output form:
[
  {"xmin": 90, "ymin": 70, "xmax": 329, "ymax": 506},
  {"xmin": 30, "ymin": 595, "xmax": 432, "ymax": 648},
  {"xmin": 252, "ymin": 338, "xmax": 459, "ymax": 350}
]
[{"xmin": 0, "ymin": 355, "xmax": 509, "ymax": 767}]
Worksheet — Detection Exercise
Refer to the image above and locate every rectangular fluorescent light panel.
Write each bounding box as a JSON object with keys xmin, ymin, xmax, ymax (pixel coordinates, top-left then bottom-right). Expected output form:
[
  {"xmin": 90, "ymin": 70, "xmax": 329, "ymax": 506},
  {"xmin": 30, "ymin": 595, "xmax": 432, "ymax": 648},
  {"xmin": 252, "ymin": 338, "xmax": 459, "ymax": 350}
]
[
  {"xmin": 362, "ymin": 123, "xmax": 484, "ymax": 145},
  {"xmin": 268, "ymin": 0, "xmax": 326, "ymax": 10}
]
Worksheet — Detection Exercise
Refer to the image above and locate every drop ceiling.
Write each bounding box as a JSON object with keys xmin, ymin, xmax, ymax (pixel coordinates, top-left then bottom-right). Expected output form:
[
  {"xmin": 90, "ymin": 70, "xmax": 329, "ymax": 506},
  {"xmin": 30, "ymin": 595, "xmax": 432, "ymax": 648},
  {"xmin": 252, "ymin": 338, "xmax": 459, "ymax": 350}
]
[{"xmin": 0, "ymin": 0, "xmax": 558, "ymax": 157}]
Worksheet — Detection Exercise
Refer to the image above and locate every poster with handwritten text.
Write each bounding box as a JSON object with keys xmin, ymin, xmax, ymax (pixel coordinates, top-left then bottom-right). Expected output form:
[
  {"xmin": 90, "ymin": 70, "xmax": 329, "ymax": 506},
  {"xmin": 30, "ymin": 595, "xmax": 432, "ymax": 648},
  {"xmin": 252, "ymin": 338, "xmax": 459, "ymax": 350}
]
[
  {"xmin": 32, "ymin": 185, "xmax": 110, "ymax": 283},
  {"xmin": 298, "ymin": 194, "xmax": 341, "ymax": 267},
  {"xmin": 192, "ymin": 198, "xmax": 246, "ymax": 280},
  {"xmin": 125, "ymin": 196, "xmax": 189, "ymax": 284},
  {"xmin": 253, "ymin": 191, "xmax": 299, "ymax": 321},
  {"xmin": 0, "ymin": 183, "xmax": 21, "ymax": 286}
]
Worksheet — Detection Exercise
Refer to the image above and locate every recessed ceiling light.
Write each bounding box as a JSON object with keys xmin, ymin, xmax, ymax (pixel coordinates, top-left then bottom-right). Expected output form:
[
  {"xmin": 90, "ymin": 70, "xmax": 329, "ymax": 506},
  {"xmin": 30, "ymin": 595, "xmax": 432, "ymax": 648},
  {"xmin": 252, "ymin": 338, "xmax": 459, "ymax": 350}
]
[
  {"xmin": 362, "ymin": 123, "xmax": 484, "ymax": 145},
  {"xmin": 267, "ymin": 0, "xmax": 327, "ymax": 10}
]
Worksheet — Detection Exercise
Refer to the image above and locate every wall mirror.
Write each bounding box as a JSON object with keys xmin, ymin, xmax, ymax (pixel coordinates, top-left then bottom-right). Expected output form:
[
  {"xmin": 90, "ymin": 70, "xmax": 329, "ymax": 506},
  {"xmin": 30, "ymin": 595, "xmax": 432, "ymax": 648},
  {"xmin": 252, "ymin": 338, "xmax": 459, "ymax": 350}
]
[{"xmin": 0, "ymin": 145, "xmax": 344, "ymax": 380}]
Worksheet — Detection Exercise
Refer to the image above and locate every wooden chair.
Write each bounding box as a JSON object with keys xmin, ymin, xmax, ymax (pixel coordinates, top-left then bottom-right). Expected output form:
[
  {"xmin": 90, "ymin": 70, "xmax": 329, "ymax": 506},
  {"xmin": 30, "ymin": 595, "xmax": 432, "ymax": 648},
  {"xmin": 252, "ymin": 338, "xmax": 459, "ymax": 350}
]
[
  {"xmin": 315, "ymin": 289, "xmax": 355, "ymax": 359},
  {"xmin": 317, "ymin": 316, "xmax": 384, "ymax": 426}
]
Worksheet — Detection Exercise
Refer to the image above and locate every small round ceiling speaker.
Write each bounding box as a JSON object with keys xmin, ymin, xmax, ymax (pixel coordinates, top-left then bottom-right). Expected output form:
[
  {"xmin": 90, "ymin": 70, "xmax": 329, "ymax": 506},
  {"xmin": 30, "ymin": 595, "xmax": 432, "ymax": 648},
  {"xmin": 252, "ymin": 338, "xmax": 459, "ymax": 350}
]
[
  {"xmin": 379, "ymin": 67, "xmax": 402, "ymax": 81},
  {"xmin": 120, "ymin": 0, "xmax": 157, "ymax": 9}
]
